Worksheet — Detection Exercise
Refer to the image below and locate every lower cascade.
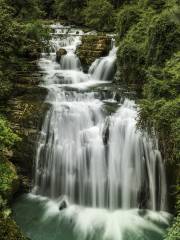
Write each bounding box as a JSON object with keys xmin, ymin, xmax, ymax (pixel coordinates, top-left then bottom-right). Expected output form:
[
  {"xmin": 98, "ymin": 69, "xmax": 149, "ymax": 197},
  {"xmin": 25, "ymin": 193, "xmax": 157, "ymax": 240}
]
[{"xmin": 13, "ymin": 24, "xmax": 171, "ymax": 240}]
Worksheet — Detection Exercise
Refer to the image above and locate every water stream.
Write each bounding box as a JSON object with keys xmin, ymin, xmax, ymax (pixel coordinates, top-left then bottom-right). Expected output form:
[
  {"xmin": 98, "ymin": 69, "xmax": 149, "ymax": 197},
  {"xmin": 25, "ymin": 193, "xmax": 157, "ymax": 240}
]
[{"xmin": 13, "ymin": 24, "xmax": 170, "ymax": 240}]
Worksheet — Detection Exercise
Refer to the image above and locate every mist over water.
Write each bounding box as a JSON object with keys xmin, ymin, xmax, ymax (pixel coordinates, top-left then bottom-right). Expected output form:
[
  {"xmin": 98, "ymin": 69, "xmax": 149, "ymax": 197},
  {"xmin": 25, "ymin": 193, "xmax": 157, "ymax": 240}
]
[{"xmin": 13, "ymin": 24, "xmax": 170, "ymax": 240}]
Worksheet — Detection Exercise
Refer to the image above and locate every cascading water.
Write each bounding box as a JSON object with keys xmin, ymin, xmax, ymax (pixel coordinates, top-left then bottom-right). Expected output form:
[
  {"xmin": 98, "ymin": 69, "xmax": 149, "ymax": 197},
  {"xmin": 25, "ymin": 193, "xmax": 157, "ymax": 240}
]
[
  {"xmin": 60, "ymin": 52, "xmax": 81, "ymax": 70},
  {"xmin": 89, "ymin": 45, "xmax": 117, "ymax": 80},
  {"xmin": 13, "ymin": 24, "xmax": 170, "ymax": 240}
]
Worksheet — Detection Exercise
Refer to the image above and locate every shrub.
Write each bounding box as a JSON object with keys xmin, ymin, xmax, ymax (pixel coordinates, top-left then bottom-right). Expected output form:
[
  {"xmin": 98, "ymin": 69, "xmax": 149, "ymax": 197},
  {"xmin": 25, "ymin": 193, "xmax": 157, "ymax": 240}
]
[
  {"xmin": 146, "ymin": 10, "xmax": 180, "ymax": 65},
  {"xmin": 116, "ymin": 5, "xmax": 142, "ymax": 39},
  {"xmin": 0, "ymin": 117, "xmax": 20, "ymax": 152},
  {"xmin": 117, "ymin": 39, "xmax": 146, "ymax": 84},
  {"xmin": 83, "ymin": 0, "xmax": 115, "ymax": 31}
]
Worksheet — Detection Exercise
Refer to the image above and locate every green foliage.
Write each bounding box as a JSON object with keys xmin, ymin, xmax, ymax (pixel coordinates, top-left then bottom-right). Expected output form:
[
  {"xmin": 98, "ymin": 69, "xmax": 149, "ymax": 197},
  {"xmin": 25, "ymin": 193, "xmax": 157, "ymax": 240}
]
[
  {"xmin": 146, "ymin": 10, "xmax": 180, "ymax": 65},
  {"xmin": 145, "ymin": 0, "xmax": 166, "ymax": 11},
  {"xmin": 0, "ymin": 117, "xmax": 20, "ymax": 152},
  {"xmin": 116, "ymin": 1, "xmax": 180, "ymax": 84},
  {"xmin": 53, "ymin": 0, "xmax": 86, "ymax": 24},
  {"xmin": 0, "ymin": 0, "xmax": 50, "ymax": 99},
  {"xmin": 165, "ymin": 186, "xmax": 180, "ymax": 240},
  {"xmin": 116, "ymin": 5, "xmax": 141, "ymax": 39},
  {"xmin": 6, "ymin": 0, "xmax": 43, "ymax": 20},
  {"xmin": 42, "ymin": 0, "xmax": 55, "ymax": 17},
  {"xmin": 0, "ymin": 160, "xmax": 19, "ymax": 200},
  {"xmin": 144, "ymin": 52, "xmax": 180, "ymax": 99},
  {"xmin": 139, "ymin": 54, "xmax": 180, "ymax": 162},
  {"xmin": 0, "ymin": 213, "xmax": 27, "ymax": 240},
  {"xmin": 83, "ymin": 0, "xmax": 115, "ymax": 31},
  {"xmin": 117, "ymin": 40, "xmax": 145, "ymax": 84}
]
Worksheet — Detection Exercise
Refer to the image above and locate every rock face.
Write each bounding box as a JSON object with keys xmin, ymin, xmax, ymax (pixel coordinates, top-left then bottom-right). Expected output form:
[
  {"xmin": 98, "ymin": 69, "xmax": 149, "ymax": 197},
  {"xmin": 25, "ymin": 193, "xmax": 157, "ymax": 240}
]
[
  {"xmin": 56, "ymin": 48, "xmax": 67, "ymax": 62},
  {"xmin": 0, "ymin": 59, "xmax": 46, "ymax": 240},
  {"xmin": 4, "ymin": 60, "xmax": 48, "ymax": 193},
  {"xmin": 76, "ymin": 35, "xmax": 111, "ymax": 72}
]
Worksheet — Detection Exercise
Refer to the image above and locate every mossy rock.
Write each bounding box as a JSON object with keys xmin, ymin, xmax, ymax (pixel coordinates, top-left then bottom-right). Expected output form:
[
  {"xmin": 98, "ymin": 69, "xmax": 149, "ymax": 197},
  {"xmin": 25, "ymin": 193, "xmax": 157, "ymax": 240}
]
[
  {"xmin": 76, "ymin": 35, "xmax": 111, "ymax": 72},
  {"xmin": 0, "ymin": 159, "xmax": 19, "ymax": 201},
  {"xmin": 0, "ymin": 214, "xmax": 28, "ymax": 240},
  {"xmin": 56, "ymin": 48, "xmax": 67, "ymax": 62}
]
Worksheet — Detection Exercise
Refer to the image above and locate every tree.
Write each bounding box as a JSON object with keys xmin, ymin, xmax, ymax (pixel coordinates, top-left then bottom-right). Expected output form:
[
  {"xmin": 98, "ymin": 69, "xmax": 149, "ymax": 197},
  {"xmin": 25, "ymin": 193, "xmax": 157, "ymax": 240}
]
[{"xmin": 83, "ymin": 0, "xmax": 115, "ymax": 31}]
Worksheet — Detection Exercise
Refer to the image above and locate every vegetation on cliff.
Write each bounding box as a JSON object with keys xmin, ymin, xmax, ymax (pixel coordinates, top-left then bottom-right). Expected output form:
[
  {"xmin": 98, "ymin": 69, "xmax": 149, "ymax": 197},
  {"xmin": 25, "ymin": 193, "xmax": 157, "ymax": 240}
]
[
  {"xmin": 0, "ymin": 0, "xmax": 50, "ymax": 100},
  {"xmin": 0, "ymin": 117, "xmax": 23, "ymax": 239},
  {"xmin": 0, "ymin": 0, "xmax": 50, "ymax": 239}
]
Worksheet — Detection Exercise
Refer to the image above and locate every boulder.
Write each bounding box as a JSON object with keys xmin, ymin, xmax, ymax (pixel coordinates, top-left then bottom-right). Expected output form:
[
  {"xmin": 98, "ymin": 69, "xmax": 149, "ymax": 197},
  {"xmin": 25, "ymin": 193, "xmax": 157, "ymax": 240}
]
[
  {"xmin": 56, "ymin": 48, "xmax": 67, "ymax": 62},
  {"xmin": 59, "ymin": 200, "xmax": 68, "ymax": 211},
  {"xmin": 76, "ymin": 35, "xmax": 111, "ymax": 72}
]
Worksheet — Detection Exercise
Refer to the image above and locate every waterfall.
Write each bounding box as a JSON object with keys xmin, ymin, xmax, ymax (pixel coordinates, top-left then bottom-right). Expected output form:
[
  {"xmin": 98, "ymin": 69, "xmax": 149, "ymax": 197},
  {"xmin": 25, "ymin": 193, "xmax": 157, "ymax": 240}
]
[
  {"xmin": 107, "ymin": 99, "xmax": 167, "ymax": 210},
  {"xmin": 60, "ymin": 52, "xmax": 81, "ymax": 70},
  {"xmin": 89, "ymin": 45, "xmax": 117, "ymax": 81},
  {"xmin": 33, "ymin": 25, "xmax": 167, "ymax": 212},
  {"xmin": 34, "ymin": 96, "xmax": 166, "ymax": 210},
  {"xmin": 13, "ymin": 24, "xmax": 170, "ymax": 240}
]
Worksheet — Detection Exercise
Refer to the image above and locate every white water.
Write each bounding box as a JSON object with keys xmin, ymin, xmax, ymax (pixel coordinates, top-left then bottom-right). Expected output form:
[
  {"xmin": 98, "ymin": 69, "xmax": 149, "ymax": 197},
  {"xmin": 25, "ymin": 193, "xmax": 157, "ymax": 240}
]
[
  {"xmin": 89, "ymin": 45, "xmax": 117, "ymax": 80},
  {"xmin": 18, "ymin": 24, "xmax": 170, "ymax": 240}
]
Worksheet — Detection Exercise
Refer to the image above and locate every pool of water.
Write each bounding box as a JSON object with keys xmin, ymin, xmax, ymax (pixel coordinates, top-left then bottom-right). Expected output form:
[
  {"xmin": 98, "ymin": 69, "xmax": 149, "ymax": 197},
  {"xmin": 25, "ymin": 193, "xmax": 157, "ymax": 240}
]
[{"xmin": 13, "ymin": 194, "xmax": 171, "ymax": 240}]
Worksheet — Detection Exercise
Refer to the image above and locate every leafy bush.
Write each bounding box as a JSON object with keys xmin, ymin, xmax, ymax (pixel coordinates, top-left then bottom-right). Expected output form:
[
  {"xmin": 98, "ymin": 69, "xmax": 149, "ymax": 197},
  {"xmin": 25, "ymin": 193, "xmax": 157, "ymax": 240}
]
[
  {"xmin": 144, "ymin": 52, "xmax": 180, "ymax": 99},
  {"xmin": 139, "ymin": 53, "xmax": 180, "ymax": 162},
  {"xmin": 0, "ymin": 160, "xmax": 19, "ymax": 200},
  {"xmin": 145, "ymin": 0, "xmax": 166, "ymax": 11},
  {"xmin": 0, "ymin": 213, "xmax": 27, "ymax": 240},
  {"xmin": 165, "ymin": 186, "xmax": 180, "ymax": 240},
  {"xmin": 0, "ymin": 117, "xmax": 20, "ymax": 152},
  {"xmin": 53, "ymin": 0, "xmax": 86, "ymax": 24},
  {"xmin": 6, "ymin": 0, "xmax": 43, "ymax": 19},
  {"xmin": 116, "ymin": 5, "xmax": 142, "ymax": 39},
  {"xmin": 83, "ymin": 0, "xmax": 115, "ymax": 31},
  {"xmin": 0, "ymin": 0, "xmax": 50, "ymax": 100},
  {"xmin": 146, "ymin": 10, "xmax": 180, "ymax": 65},
  {"xmin": 117, "ymin": 39, "xmax": 146, "ymax": 84}
]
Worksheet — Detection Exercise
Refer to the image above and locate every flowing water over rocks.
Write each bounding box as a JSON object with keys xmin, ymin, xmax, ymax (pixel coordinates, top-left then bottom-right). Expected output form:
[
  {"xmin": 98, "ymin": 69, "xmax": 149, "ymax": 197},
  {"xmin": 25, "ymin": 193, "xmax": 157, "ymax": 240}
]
[{"xmin": 13, "ymin": 24, "xmax": 171, "ymax": 240}]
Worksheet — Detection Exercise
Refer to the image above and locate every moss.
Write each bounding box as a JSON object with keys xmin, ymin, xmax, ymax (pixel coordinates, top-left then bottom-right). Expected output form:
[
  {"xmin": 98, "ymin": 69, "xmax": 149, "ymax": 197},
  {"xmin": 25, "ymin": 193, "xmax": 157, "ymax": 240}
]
[
  {"xmin": 0, "ymin": 160, "xmax": 19, "ymax": 201},
  {"xmin": 0, "ymin": 213, "xmax": 27, "ymax": 240}
]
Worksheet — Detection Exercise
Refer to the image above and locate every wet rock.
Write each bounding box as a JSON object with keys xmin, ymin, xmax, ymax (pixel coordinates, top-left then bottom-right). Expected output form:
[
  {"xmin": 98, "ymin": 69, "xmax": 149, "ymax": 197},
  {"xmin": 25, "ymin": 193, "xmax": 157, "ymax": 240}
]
[
  {"xmin": 102, "ymin": 118, "xmax": 110, "ymax": 145},
  {"xmin": 56, "ymin": 48, "xmax": 67, "ymax": 62},
  {"xmin": 76, "ymin": 35, "xmax": 111, "ymax": 72},
  {"xmin": 59, "ymin": 200, "xmax": 68, "ymax": 211},
  {"xmin": 1, "ymin": 61, "xmax": 49, "ymax": 193}
]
